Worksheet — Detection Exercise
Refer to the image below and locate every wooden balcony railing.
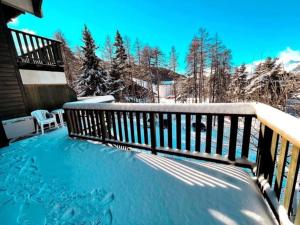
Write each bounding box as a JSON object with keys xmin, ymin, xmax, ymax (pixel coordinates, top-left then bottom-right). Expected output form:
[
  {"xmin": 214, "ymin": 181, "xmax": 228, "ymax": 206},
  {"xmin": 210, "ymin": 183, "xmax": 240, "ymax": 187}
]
[
  {"xmin": 63, "ymin": 102, "xmax": 300, "ymax": 225},
  {"xmin": 9, "ymin": 28, "xmax": 64, "ymax": 71}
]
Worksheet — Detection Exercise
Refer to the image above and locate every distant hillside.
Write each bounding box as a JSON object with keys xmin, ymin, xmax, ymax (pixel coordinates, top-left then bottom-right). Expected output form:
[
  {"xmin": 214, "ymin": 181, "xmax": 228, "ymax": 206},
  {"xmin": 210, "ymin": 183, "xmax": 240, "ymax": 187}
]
[{"xmin": 150, "ymin": 67, "xmax": 183, "ymax": 84}]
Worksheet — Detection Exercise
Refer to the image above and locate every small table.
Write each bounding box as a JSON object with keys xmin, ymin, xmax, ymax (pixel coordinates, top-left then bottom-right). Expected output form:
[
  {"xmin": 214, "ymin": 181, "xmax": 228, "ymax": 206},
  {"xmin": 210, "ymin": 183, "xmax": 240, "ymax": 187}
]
[{"xmin": 51, "ymin": 109, "xmax": 65, "ymax": 127}]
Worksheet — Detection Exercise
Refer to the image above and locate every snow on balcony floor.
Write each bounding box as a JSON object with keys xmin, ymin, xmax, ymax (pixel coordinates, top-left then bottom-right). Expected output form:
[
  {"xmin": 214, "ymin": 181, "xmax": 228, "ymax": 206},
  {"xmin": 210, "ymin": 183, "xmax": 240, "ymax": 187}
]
[{"xmin": 0, "ymin": 128, "xmax": 276, "ymax": 225}]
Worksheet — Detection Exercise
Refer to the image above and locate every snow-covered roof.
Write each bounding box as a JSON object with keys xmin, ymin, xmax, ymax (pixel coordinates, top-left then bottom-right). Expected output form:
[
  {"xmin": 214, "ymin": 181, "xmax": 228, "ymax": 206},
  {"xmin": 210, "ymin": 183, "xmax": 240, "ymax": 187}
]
[{"xmin": 76, "ymin": 95, "xmax": 115, "ymax": 103}]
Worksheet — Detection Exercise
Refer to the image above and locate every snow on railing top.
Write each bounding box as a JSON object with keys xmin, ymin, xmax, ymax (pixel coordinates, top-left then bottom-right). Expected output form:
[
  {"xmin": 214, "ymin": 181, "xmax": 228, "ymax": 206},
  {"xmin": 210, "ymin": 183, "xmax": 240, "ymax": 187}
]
[
  {"xmin": 64, "ymin": 102, "xmax": 257, "ymax": 115},
  {"xmin": 255, "ymin": 103, "xmax": 300, "ymax": 148},
  {"xmin": 75, "ymin": 95, "xmax": 115, "ymax": 104}
]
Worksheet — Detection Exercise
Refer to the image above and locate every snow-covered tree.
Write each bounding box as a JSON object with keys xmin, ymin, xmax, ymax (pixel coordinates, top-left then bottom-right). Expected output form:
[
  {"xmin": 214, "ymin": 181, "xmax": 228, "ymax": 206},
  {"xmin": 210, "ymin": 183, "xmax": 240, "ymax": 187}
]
[
  {"xmin": 54, "ymin": 31, "xmax": 81, "ymax": 88},
  {"xmin": 246, "ymin": 57, "xmax": 296, "ymax": 109},
  {"xmin": 110, "ymin": 31, "xmax": 127, "ymax": 101},
  {"xmin": 76, "ymin": 25, "xmax": 108, "ymax": 97},
  {"xmin": 229, "ymin": 64, "xmax": 248, "ymax": 102}
]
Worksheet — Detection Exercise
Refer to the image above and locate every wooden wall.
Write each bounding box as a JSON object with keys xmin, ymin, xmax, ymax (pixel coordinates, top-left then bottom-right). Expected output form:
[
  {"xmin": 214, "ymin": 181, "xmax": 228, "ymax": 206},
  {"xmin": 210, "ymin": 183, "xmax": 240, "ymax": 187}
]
[
  {"xmin": 23, "ymin": 84, "xmax": 77, "ymax": 113},
  {"xmin": 0, "ymin": 4, "xmax": 27, "ymax": 121}
]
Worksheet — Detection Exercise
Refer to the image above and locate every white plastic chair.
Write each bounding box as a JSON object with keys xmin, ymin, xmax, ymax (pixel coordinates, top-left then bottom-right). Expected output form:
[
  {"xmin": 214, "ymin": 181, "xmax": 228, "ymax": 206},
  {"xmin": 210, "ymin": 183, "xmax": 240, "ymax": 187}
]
[{"xmin": 31, "ymin": 110, "xmax": 58, "ymax": 134}]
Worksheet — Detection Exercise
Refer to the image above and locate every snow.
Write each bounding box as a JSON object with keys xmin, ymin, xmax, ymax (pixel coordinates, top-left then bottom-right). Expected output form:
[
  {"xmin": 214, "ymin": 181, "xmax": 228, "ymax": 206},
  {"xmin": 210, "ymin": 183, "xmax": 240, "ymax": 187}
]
[
  {"xmin": 0, "ymin": 128, "xmax": 276, "ymax": 225},
  {"xmin": 77, "ymin": 95, "xmax": 115, "ymax": 103},
  {"xmin": 64, "ymin": 102, "xmax": 257, "ymax": 115}
]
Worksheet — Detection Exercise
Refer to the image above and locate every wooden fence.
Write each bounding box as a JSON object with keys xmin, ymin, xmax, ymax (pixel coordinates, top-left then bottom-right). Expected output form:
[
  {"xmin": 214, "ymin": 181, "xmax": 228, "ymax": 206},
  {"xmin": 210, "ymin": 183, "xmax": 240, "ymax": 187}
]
[{"xmin": 64, "ymin": 102, "xmax": 300, "ymax": 225}]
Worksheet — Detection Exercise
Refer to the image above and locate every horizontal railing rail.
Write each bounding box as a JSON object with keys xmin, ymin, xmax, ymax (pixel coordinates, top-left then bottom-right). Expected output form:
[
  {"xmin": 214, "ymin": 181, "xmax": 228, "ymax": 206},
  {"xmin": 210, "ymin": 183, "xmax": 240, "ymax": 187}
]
[
  {"xmin": 63, "ymin": 102, "xmax": 300, "ymax": 225},
  {"xmin": 9, "ymin": 28, "xmax": 64, "ymax": 70}
]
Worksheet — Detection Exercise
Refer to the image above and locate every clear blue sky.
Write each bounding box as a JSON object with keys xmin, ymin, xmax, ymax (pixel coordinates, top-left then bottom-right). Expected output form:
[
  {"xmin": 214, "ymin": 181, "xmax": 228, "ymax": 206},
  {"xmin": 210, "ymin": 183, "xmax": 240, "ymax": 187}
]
[{"xmin": 9, "ymin": 0, "xmax": 300, "ymax": 73}]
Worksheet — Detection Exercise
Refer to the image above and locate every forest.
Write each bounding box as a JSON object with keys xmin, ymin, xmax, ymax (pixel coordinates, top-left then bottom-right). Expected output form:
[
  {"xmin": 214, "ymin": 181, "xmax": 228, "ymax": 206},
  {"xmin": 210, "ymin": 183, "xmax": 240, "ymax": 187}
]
[{"xmin": 55, "ymin": 25, "xmax": 300, "ymax": 114}]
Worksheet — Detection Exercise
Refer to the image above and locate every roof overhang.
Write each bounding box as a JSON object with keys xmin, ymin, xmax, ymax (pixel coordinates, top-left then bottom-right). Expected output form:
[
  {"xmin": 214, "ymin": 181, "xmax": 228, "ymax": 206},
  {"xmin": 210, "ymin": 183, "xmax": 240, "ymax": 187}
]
[{"xmin": 1, "ymin": 0, "xmax": 42, "ymax": 22}]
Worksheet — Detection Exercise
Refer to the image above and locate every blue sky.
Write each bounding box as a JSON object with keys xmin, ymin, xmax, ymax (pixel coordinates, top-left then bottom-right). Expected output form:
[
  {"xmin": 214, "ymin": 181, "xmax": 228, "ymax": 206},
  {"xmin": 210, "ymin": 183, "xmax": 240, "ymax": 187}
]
[{"xmin": 9, "ymin": 0, "xmax": 300, "ymax": 73}]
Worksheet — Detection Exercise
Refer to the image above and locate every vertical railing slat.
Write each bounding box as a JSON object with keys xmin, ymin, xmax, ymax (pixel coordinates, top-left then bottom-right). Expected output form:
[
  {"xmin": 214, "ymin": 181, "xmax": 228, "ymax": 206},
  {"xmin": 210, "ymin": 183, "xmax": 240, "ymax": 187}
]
[
  {"xmin": 274, "ymin": 138, "xmax": 289, "ymax": 199},
  {"xmin": 111, "ymin": 111, "xmax": 117, "ymax": 140},
  {"xmin": 123, "ymin": 111, "xmax": 129, "ymax": 142},
  {"xmin": 228, "ymin": 116, "xmax": 238, "ymax": 161},
  {"xmin": 159, "ymin": 113, "xmax": 164, "ymax": 148},
  {"xmin": 216, "ymin": 115, "xmax": 224, "ymax": 155},
  {"xmin": 284, "ymin": 145, "xmax": 300, "ymax": 213},
  {"xmin": 205, "ymin": 115, "xmax": 212, "ymax": 154},
  {"xmin": 149, "ymin": 112, "xmax": 156, "ymax": 154},
  {"xmin": 268, "ymin": 132, "xmax": 279, "ymax": 185},
  {"xmin": 241, "ymin": 116, "xmax": 252, "ymax": 158},
  {"xmin": 117, "ymin": 111, "xmax": 123, "ymax": 141},
  {"xmin": 195, "ymin": 114, "xmax": 201, "ymax": 152},
  {"xmin": 99, "ymin": 111, "xmax": 106, "ymax": 143},
  {"xmin": 105, "ymin": 111, "xmax": 112, "ymax": 139}
]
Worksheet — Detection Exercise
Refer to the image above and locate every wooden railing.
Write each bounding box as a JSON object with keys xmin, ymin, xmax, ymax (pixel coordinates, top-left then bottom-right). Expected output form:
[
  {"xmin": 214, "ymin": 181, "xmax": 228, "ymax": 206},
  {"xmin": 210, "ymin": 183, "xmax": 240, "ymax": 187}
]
[
  {"xmin": 9, "ymin": 28, "xmax": 64, "ymax": 70},
  {"xmin": 63, "ymin": 102, "xmax": 300, "ymax": 225}
]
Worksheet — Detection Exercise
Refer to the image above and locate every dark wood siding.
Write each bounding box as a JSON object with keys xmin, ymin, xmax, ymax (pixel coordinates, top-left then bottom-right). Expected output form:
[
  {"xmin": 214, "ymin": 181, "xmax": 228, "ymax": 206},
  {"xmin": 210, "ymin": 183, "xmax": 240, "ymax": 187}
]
[
  {"xmin": 0, "ymin": 4, "xmax": 27, "ymax": 120},
  {"xmin": 23, "ymin": 84, "xmax": 77, "ymax": 113}
]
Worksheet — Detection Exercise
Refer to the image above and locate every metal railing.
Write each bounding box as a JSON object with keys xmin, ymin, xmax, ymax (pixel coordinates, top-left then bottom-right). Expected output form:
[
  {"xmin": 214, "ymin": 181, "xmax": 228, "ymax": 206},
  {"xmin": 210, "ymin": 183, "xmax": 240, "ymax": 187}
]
[
  {"xmin": 9, "ymin": 28, "xmax": 63, "ymax": 69},
  {"xmin": 63, "ymin": 102, "xmax": 300, "ymax": 225}
]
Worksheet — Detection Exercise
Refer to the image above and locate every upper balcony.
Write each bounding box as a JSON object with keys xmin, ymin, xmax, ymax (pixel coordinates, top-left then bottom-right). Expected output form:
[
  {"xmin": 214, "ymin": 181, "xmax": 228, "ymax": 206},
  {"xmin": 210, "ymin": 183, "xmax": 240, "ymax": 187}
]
[{"xmin": 9, "ymin": 28, "xmax": 64, "ymax": 71}]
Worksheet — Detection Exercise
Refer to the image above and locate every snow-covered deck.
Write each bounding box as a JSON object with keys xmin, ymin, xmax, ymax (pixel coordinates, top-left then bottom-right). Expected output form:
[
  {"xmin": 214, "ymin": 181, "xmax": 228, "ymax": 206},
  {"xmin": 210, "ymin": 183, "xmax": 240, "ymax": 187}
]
[{"xmin": 0, "ymin": 128, "xmax": 276, "ymax": 224}]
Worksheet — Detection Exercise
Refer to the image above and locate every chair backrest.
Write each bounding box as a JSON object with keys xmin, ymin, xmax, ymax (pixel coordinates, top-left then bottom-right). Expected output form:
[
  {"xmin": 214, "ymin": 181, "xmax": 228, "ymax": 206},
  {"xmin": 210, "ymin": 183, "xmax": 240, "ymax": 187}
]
[{"xmin": 31, "ymin": 110, "xmax": 49, "ymax": 124}]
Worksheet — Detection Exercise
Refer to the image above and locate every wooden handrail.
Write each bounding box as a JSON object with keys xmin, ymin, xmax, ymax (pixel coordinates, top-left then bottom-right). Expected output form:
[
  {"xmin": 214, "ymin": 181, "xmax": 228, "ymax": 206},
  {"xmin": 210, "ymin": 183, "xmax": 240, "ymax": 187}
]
[{"xmin": 63, "ymin": 101, "xmax": 300, "ymax": 225}]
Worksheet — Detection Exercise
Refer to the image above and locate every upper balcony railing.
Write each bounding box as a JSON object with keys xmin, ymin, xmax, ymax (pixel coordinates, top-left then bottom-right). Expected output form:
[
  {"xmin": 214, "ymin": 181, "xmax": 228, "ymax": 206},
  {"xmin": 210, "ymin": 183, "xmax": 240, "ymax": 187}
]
[
  {"xmin": 63, "ymin": 102, "xmax": 300, "ymax": 225},
  {"xmin": 9, "ymin": 28, "xmax": 64, "ymax": 71}
]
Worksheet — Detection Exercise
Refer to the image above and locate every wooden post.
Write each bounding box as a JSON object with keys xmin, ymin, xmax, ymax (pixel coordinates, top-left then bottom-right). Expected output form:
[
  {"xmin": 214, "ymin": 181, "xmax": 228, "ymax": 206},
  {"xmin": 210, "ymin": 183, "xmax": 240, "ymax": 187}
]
[{"xmin": 0, "ymin": 119, "xmax": 9, "ymax": 148}]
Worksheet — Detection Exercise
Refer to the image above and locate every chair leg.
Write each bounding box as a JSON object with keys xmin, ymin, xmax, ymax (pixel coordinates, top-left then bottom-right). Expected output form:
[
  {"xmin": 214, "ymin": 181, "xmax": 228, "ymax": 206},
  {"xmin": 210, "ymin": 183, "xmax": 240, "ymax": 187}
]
[
  {"xmin": 41, "ymin": 124, "xmax": 44, "ymax": 135},
  {"xmin": 36, "ymin": 123, "xmax": 39, "ymax": 134}
]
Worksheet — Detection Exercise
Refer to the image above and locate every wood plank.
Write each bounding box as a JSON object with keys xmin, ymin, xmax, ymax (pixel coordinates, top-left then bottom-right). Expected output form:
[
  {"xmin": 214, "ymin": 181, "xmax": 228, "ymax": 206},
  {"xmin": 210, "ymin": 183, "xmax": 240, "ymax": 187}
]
[
  {"xmin": 274, "ymin": 138, "xmax": 289, "ymax": 199},
  {"xmin": 268, "ymin": 132, "xmax": 279, "ymax": 184},
  {"xmin": 123, "ymin": 111, "xmax": 129, "ymax": 142},
  {"xmin": 206, "ymin": 115, "xmax": 212, "ymax": 154},
  {"xmin": 284, "ymin": 145, "xmax": 300, "ymax": 213},
  {"xmin": 159, "ymin": 113, "xmax": 164, "ymax": 147},
  {"xmin": 117, "ymin": 111, "xmax": 123, "ymax": 141},
  {"xmin": 228, "ymin": 116, "xmax": 238, "ymax": 161},
  {"xmin": 149, "ymin": 112, "xmax": 156, "ymax": 154},
  {"xmin": 111, "ymin": 111, "xmax": 117, "ymax": 140},
  {"xmin": 241, "ymin": 116, "xmax": 252, "ymax": 158},
  {"xmin": 195, "ymin": 114, "xmax": 201, "ymax": 152},
  {"xmin": 105, "ymin": 111, "xmax": 112, "ymax": 139},
  {"xmin": 216, "ymin": 115, "xmax": 224, "ymax": 155},
  {"xmin": 99, "ymin": 110, "xmax": 106, "ymax": 142}
]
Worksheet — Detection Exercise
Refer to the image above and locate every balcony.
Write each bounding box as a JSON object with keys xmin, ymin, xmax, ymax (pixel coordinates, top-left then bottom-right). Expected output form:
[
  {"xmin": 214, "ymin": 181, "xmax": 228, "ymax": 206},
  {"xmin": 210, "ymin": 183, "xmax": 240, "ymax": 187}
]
[
  {"xmin": 9, "ymin": 28, "xmax": 64, "ymax": 71},
  {"xmin": 63, "ymin": 102, "xmax": 300, "ymax": 225}
]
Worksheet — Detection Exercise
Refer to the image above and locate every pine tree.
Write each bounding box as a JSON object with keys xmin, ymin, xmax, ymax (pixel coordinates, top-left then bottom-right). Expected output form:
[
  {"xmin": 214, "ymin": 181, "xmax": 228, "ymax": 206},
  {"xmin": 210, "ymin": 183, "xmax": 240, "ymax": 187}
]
[
  {"xmin": 110, "ymin": 31, "xmax": 127, "ymax": 101},
  {"xmin": 76, "ymin": 25, "xmax": 108, "ymax": 97},
  {"xmin": 186, "ymin": 37, "xmax": 200, "ymax": 103},
  {"xmin": 169, "ymin": 46, "xmax": 178, "ymax": 102},
  {"xmin": 54, "ymin": 31, "xmax": 81, "ymax": 87}
]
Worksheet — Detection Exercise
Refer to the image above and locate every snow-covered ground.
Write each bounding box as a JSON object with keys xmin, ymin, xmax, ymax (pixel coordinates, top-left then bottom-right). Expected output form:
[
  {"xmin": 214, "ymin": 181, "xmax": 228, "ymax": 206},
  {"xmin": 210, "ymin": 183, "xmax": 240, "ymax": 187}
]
[{"xmin": 0, "ymin": 128, "xmax": 275, "ymax": 225}]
